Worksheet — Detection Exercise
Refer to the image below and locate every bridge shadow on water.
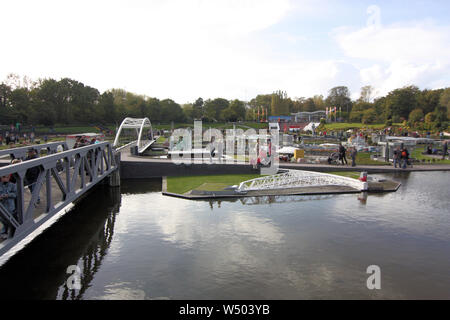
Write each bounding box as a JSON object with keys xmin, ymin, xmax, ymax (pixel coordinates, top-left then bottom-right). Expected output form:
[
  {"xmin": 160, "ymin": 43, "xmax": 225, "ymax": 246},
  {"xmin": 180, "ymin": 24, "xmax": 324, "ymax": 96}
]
[{"xmin": 0, "ymin": 184, "xmax": 124, "ymax": 300}]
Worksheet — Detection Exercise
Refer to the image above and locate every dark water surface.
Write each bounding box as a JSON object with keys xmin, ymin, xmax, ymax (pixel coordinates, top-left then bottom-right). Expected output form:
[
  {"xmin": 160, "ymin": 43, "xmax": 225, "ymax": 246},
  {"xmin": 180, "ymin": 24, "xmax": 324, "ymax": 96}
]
[{"xmin": 0, "ymin": 171, "xmax": 449, "ymax": 299}]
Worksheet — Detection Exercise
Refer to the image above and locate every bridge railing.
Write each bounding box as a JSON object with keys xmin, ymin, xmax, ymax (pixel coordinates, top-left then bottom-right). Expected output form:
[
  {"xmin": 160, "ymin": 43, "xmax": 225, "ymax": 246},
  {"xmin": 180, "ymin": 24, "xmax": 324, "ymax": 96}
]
[
  {"xmin": 0, "ymin": 142, "xmax": 118, "ymax": 257},
  {"xmin": 237, "ymin": 169, "xmax": 368, "ymax": 192},
  {"xmin": 0, "ymin": 141, "xmax": 69, "ymax": 160}
]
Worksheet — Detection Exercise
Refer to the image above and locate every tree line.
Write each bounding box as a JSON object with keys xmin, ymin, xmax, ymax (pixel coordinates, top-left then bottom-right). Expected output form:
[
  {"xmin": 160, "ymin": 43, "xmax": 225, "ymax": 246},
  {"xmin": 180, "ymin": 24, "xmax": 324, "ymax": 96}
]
[{"xmin": 0, "ymin": 74, "xmax": 449, "ymax": 129}]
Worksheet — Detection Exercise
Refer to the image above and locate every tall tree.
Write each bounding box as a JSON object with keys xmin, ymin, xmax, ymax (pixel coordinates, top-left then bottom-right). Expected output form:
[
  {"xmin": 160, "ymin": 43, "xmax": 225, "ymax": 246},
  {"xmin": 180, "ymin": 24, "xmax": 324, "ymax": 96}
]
[
  {"xmin": 270, "ymin": 90, "xmax": 289, "ymax": 116},
  {"xmin": 384, "ymin": 85, "xmax": 420, "ymax": 120},
  {"xmin": 359, "ymin": 85, "xmax": 375, "ymax": 103},
  {"xmin": 439, "ymin": 88, "xmax": 450, "ymax": 119},
  {"xmin": 204, "ymin": 98, "xmax": 229, "ymax": 122},
  {"xmin": 221, "ymin": 100, "xmax": 246, "ymax": 122},
  {"xmin": 192, "ymin": 97, "xmax": 204, "ymax": 120},
  {"xmin": 326, "ymin": 86, "xmax": 352, "ymax": 118}
]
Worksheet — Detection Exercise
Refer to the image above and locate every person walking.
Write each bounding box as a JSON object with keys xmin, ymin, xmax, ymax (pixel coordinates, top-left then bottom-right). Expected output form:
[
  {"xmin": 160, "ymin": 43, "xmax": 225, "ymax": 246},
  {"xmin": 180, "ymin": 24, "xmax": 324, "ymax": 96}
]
[
  {"xmin": 351, "ymin": 147, "xmax": 357, "ymax": 167},
  {"xmin": 393, "ymin": 146, "xmax": 401, "ymax": 168},
  {"xmin": 25, "ymin": 148, "xmax": 41, "ymax": 204},
  {"xmin": 339, "ymin": 143, "xmax": 347, "ymax": 165},
  {"xmin": 400, "ymin": 147, "xmax": 409, "ymax": 170}
]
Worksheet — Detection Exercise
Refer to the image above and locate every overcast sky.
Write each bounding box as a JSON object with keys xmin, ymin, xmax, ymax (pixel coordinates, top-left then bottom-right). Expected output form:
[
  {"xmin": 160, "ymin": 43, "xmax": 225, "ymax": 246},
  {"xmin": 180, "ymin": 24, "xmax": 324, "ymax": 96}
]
[{"xmin": 1, "ymin": 0, "xmax": 449, "ymax": 103}]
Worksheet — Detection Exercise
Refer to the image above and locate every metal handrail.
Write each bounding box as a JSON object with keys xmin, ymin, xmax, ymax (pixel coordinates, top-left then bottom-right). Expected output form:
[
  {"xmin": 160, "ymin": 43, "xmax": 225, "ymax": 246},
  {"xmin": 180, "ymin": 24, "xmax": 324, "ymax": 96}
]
[
  {"xmin": 0, "ymin": 142, "xmax": 118, "ymax": 257},
  {"xmin": 0, "ymin": 141, "xmax": 68, "ymax": 160},
  {"xmin": 238, "ymin": 169, "xmax": 367, "ymax": 192}
]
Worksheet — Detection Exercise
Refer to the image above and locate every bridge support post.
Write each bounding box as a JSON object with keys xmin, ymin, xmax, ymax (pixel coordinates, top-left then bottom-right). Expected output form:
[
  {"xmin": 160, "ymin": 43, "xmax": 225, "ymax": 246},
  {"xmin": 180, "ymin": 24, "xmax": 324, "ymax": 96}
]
[{"xmin": 109, "ymin": 152, "xmax": 121, "ymax": 187}]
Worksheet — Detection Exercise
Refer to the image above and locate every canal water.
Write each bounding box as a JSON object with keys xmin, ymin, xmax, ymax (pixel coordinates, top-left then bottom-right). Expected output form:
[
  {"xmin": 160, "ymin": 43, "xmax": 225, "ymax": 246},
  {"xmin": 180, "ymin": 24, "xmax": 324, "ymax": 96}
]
[{"xmin": 0, "ymin": 171, "xmax": 448, "ymax": 299}]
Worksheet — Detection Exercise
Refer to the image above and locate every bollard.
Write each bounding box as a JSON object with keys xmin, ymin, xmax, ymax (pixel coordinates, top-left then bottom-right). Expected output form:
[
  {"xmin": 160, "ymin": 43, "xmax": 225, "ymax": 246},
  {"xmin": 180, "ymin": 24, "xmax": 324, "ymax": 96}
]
[{"xmin": 359, "ymin": 171, "xmax": 368, "ymax": 182}]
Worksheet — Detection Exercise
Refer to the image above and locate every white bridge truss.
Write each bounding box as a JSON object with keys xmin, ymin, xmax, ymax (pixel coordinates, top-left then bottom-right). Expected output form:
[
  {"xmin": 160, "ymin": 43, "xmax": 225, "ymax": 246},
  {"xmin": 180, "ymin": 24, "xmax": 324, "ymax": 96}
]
[
  {"xmin": 237, "ymin": 170, "xmax": 368, "ymax": 192},
  {"xmin": 113, "ymin": 117, "xmax": 154, "ymax": 154}
]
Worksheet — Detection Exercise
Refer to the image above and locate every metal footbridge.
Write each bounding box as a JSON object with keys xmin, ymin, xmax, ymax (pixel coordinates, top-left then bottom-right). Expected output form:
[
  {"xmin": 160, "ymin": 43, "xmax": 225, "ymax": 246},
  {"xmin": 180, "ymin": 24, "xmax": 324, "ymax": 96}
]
[
  {"xmin": 237, "ymin": 170, "xmax": 368, "ymax": 192},
  {"xmin": 0, "ymin": 141, "xmax": 119, "ymax": 260},
  {"xmin": 113, "ymin": 117, "xmax": 155, "ymax": 154},
  {"xmin": 0, "ymin": 116, "xmax": 154, "ymax": 260}
]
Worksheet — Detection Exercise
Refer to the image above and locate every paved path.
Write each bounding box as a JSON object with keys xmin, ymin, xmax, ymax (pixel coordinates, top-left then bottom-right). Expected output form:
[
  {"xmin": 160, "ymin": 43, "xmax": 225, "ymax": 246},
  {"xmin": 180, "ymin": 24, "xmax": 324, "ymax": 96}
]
[{"xmin": 119, "ymin": 150, "xmax": 450, "ymax": 173}]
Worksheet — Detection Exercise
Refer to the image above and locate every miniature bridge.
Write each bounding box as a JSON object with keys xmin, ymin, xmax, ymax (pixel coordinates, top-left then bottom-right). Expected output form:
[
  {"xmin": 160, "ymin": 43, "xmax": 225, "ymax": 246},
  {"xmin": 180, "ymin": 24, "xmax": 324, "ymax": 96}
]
[
  {"xmin": 0, "ymin": 141, "xmax": 119, "ymax": 259},
  {"xmin": 113, "ymin": 117, "xmax": 155, "ymax": 154},
  {"xmin": 237, "ymin": 170, "xmax": 368, "ymax": 192}
]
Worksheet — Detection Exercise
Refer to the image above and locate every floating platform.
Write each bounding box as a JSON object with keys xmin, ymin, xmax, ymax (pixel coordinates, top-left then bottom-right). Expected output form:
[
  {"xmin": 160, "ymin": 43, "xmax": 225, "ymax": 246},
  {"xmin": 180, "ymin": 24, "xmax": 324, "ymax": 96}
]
[{"xmin": 162, "ymin": 177, "xmax": 401, "ymax": 200}]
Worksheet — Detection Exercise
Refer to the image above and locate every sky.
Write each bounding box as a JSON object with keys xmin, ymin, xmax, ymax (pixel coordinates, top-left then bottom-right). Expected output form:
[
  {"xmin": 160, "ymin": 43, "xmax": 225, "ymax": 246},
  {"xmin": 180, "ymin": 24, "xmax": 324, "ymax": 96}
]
[{"xmin": 1, "ymin": 0, "xmax": 450, "ymax": 103}]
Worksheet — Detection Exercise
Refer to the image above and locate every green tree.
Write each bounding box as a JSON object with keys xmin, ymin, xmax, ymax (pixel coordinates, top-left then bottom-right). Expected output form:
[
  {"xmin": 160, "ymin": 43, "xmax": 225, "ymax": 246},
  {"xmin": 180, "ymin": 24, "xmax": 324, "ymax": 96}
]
[
  {"xmin": 439, "ymin": 88, "xmax": 450, "ymax": 118},
  {"xmin": 192, "ymin": 97, "xmax": 204, "ymax": 120},
  {"xmin": 408, "ymin": 108, "xmax": 424, "ymax": 123},
  {"xmin": 147, "ymin": 98, "xmax": 162, "ymax": 123},
  {"xmin": 97, "ymin": 92, "xmax": 116, "ymax": 124},
  {"xmin": 304, "ymin": 98, "xmax": 316, "ymax": 112},
  {"xmin": 349, "ymin": 111, "xmax": 364, "ymax": 123},
  {"xmin": 249, "ymin": 94, "xmax": 272, "ymax": 117},
  {"xmin": 326, "ymin": 86, "xmax": 352, "ymax": 119},
  {"xmin": 312, "ymin": 95, "xmax": 326, "ymax": 110},
  {"xmin": 270, "ymin": 90, "xmax": 289, "ymax": 116},
  {"xmin": 424, "ymin": 112, "xmax": 436, "ymax": 123},
  {"xmin": 362, "ymin": 108, "xmax": 377, "ymax": 124},
  {"xmin": 418, "ymin": 89, "xmax": 443, "ymax": 115},
  {"xmin": 359, "ymin": 85, "xmax": 375, "ymax": 103},
  {"xmin": 204, "ymin": 98, "xmax": 229, "ymax": 122},
  {"xmin": 384, "ymin": 85, "xmax": 420, "ymax": 120},
  {"xmin": 221, "ymin": 100, "xmax": 246, "ymax": 122},
  {"xmin": 160, "ymin": 99, "xmax": 186, "ymax": 123},
  {"xmin": 182, "ymin": 103, "xmax": 194, "ymax": 122}
]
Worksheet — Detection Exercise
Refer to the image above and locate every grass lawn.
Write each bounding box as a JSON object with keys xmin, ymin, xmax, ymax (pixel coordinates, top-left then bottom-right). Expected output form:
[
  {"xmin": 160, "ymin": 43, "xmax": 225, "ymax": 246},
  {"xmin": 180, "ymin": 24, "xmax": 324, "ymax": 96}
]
[
  {"xmin": 166, "ymin": 174, "xmax": 262, "ymax": 194},
  {"xmin": 34, "ymin": 126, "xmax": 103, "ymax": 134},
  {"xmin": 328, "ymin": 171, "xmax": 361, "ymax": 179},
  {"xmin": 411, "ymin": 147, "xmax": 450, "ymax": 164},
  {"xmin": 156, "ymin": 136, "xmax": 167, "ymax": 144},
  {"xmin": 323, "ymin": 123, "xmax": 387, "ymax": 131},
  {"xmin": 355, "ymin": 152, "xmax": 389, "ymax": 165}
]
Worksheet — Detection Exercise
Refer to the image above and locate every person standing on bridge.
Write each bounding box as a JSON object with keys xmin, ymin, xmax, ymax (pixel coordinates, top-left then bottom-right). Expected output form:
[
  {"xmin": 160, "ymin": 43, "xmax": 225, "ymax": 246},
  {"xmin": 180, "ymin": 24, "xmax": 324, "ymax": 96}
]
[
  {"xmin": 25, "ymin": 148, "xmax": 41, "ymax": 204},
  {"xmin": 0, "ymin": 174, "xmax": 17, "ymax": 240}
]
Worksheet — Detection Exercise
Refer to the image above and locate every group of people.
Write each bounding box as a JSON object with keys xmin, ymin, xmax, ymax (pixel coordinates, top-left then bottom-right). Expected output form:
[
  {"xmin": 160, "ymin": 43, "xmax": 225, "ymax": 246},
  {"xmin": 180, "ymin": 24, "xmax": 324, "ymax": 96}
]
[
  {"xmin": 336, "ymin": 143, "xmax": 358, "ymax": 167},
  {"xmin": 426, "ymin": 141, "xmax": 448, "ymax": 159},
  {"xmin": 0, "ymin": 148, "xmax": 41, "ymax": 240},
  {"xmin": 0, "ymin": 132, "xmax": 40, "ymax": 146},
  {"xmin": 73, "ymin": 137, "xmax": 99, "ymax": 148},
  {"xmin": 392, "ymin": 146, "xmax": 410, "ymax": 169},
  {"xmin": 251, "ymin": 139, "xmax": 273, "ymax": 169}
]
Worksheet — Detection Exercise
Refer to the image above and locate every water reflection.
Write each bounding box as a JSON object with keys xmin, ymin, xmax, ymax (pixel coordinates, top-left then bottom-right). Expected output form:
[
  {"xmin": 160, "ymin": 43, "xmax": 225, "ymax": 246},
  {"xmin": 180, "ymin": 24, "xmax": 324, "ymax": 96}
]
[
  {"xmin": 0, "ymin": 173, "xmax": 448, "ymax": 299},
  {"xmin": 205, "ymin": 194, "xmax": 337, "ymax": 208},
  {"xmin": 0, "ymin": 184, "xmax": 122, "ymax": 300},
  {"xmin": 357, "ymin": 192, "xmax": 368, "ymax": 204},
  {"xmin": 58, "ymin": 187, "xmax": 120, "ymax": 300}
]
